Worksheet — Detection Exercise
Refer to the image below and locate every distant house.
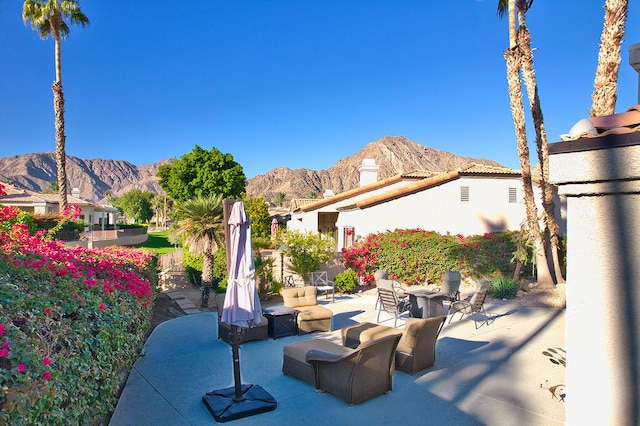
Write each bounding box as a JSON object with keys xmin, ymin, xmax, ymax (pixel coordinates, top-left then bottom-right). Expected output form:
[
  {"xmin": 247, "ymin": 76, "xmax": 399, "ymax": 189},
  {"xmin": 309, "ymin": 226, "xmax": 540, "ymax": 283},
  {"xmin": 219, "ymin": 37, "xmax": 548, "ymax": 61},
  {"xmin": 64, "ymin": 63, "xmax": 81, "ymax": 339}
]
[
  {"xmin": 287, "ymin": 159, "xmax": 564, "ymax": 251},
  {"xmin": 0, "ymin": 184, "xmax": 119, "ymax": 235}
]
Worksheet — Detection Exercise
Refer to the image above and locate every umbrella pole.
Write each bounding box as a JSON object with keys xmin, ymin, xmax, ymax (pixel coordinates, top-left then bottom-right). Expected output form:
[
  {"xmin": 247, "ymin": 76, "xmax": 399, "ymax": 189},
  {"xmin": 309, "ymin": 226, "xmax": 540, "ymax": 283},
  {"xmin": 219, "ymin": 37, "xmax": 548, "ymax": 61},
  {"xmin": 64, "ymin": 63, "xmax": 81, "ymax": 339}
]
[{"xmin": 231, "ymin": 325, "xmax": 245, "ymax": 401}]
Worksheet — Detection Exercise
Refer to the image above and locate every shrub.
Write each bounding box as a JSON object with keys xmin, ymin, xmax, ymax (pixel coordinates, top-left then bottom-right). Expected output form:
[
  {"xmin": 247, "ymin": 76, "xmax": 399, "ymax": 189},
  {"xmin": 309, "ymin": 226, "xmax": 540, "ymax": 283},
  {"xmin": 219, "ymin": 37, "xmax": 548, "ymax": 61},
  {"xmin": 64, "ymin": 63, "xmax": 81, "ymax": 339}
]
[
  {"xmin": 343, "ymin": 229, "xmax": 524, "ymax": 286},
  {"xmin": 334, "ymin": 269, "xmax": 359, "ymax": 293},
  {"xmin": 0, "ymin": 215, "xmax": 156, "ymax": 424},
  {"xmin": 488, "ymin": 275, "xmax": 520, "ymax": 299},
  {"xmin": 278, "ymin": 230, "xmax": 334, "ymax": 283}
]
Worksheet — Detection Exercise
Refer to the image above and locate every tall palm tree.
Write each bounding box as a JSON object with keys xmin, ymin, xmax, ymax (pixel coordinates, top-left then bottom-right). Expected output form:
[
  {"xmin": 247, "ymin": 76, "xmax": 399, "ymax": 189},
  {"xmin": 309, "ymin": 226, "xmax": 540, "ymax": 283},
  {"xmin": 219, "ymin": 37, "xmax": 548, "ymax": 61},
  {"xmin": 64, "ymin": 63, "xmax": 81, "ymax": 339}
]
[
  {"xmin": 499, "ymin": 0, "xmax": 564, "ymax": 283},
  {"xmin": 499, "ymin": 0, "xmax": 555, "ymax": 287},
  {"xmin": 174, "ymin": 195, "xmax": 225, "ymax": 291},
  {"xmin": 591, "ymin": 0, "xmax": 628, "ymax": 117},
  {"xmin": 22, "ymin": 0, "xmax": 89, "ymax": 212}
]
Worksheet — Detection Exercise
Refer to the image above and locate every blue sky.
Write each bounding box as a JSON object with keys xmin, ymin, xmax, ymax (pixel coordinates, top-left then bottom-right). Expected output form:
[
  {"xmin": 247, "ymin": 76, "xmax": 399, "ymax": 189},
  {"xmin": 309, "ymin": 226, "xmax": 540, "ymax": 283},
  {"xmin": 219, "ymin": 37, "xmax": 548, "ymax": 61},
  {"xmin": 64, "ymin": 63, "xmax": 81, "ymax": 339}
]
[{"xmin": 1, "ymin": 1, "xmax": 639, "ymax": 179}]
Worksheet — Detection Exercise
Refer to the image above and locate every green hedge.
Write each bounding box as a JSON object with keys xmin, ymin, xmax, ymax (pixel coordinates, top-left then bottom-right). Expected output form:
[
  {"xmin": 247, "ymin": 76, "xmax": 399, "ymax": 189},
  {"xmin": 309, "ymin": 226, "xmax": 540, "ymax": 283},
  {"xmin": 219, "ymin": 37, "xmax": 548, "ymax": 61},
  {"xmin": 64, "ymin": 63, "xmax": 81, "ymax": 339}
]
[{"xmin": 0, "ymin": 239, "xmax": 157, "ymax": 424}]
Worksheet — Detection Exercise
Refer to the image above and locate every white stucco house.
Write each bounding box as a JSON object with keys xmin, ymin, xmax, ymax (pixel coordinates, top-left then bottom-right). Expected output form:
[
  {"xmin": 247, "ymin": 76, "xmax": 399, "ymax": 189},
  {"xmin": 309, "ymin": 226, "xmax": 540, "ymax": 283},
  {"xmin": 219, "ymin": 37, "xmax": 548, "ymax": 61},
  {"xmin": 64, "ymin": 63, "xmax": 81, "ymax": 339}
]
[
  {"xmin": 287, "ymin": 159, "xmax": 563, "ymax": 251},
  {"xmin": 0, "ymin": 184, "xmax": 119, "ymax": 234}
]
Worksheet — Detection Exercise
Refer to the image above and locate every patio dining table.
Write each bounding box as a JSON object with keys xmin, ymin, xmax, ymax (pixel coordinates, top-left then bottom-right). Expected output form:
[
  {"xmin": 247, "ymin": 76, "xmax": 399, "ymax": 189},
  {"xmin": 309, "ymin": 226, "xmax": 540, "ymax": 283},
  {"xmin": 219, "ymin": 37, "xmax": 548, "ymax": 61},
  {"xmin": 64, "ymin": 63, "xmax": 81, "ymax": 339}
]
[{"xmin": 405, "ymin": 288, "xmax": 446, "ymax": 319}]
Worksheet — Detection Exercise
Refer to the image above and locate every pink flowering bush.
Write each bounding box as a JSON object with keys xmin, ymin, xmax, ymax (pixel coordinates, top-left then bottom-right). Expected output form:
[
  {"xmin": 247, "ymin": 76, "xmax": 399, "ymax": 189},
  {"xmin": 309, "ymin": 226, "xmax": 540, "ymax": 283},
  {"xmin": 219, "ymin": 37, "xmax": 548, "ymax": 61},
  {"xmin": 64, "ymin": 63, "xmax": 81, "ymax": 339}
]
[
  {"xmin": 343, "ymin": 229, "xmax": 524, "ymax": 286},
  {"xmin": 0, "ymin": 209, "xmax": 157, "ymax": 424}
]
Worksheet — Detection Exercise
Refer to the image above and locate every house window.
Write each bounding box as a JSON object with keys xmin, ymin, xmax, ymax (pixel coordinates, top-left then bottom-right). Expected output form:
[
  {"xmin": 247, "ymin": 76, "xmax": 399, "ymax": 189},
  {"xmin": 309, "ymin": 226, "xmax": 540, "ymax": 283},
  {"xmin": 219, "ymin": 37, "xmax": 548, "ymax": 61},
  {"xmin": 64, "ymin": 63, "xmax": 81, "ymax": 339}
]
[
  {"xmin": 344, "ymin": 227, "xmax": 355, "ymax": 248},
  {"xmin": 508, "ymin": 187, "xmax": 517, "ymax": 203},
  {"xmin": 460, "ymin": 186, "xmax": 469, "ymax": 202}
]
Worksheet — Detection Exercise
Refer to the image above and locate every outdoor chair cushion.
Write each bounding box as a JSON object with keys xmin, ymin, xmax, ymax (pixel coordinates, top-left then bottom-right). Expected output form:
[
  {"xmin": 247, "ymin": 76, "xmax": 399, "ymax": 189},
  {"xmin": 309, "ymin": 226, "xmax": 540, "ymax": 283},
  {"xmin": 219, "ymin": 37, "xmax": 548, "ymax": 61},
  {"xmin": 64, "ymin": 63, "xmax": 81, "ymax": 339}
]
[
  {"xmin": 282, "ymin": 286, "xmax": 333, "ymax": 333},
  {"xmin": 282, "ymin": 332, "xmax": 402, "ymax": 405},
  {"xmin": 342, "ymin": 316, "xmax": 446, "ymax": 375}
]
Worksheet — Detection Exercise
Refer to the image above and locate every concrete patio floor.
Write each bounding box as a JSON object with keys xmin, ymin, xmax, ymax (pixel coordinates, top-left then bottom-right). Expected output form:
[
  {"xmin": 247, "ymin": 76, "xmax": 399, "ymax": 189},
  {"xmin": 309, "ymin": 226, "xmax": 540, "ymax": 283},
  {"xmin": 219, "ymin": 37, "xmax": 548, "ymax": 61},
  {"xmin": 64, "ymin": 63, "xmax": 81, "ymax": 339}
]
[{"xmin": 109, "ymin": 294, "xmax": 566, "ymax": 425}]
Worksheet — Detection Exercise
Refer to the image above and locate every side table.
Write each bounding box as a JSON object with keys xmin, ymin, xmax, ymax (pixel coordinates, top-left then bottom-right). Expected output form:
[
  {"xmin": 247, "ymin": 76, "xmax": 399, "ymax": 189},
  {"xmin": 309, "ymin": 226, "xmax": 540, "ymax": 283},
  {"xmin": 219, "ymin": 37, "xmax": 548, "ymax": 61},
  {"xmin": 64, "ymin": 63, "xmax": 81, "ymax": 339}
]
[{"xmin": 262, "ymin": 307, "xmax": 299, "ymax": 340}]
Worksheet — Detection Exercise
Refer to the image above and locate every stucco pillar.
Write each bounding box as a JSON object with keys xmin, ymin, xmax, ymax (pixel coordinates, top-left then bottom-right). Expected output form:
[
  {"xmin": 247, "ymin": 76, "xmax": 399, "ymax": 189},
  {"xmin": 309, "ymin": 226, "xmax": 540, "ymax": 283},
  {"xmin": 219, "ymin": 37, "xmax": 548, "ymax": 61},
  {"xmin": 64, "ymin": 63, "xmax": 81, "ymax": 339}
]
[
  {"xmin": 549, "ymin": 133, "xmax": 640, "ymax": 426},
  {"xmin": 629, "ymin": 42, "xmax": 640, "ymax": 103}
]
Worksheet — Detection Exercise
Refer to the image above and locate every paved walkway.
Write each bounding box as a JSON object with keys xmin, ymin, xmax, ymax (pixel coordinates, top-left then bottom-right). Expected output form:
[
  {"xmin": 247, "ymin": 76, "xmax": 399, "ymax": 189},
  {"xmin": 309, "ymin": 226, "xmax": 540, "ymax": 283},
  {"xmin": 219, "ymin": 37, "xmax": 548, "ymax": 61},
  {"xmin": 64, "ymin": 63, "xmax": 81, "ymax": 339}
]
[{"xmin": 110, "ymin": 294, "xmax": 566, "ymax": 425}]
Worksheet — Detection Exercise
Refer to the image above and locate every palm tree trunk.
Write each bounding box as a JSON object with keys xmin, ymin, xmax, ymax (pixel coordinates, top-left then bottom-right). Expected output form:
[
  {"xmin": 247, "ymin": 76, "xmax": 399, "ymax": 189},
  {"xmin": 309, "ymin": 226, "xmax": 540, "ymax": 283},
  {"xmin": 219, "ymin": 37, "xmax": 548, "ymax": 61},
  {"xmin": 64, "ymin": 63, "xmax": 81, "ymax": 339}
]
[
  {"xmin": 591, "ymin": 0, "xmax": 628, "ymax": 117},
  {"xmin": 504, "ymin": 46, "xmax": 555, "ymax": 288},
  {"xmin": 53, "ymin": 80, "xmax": 68, "ymax": 212},
  {"xmin": 516, "ymin": 21, "xmax": 564, "ymax": 283},
  {"xmin": 202, "ymin": 251, "xmax": 215, "ymax": 288},
  {"xmin": 51, "ymin": 12, "xmax": 67, "ymax": 212}
]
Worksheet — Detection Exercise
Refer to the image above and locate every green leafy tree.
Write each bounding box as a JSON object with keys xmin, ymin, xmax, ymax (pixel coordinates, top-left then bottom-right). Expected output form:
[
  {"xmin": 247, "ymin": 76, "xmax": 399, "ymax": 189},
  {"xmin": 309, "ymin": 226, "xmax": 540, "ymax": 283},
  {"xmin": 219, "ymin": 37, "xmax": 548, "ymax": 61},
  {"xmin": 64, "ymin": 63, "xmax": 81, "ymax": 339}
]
[
  {"xmin": 157, "ymin": 145, "xmax": 246, "ymax": 203},
  {"xmin": 174, "ymin": 195, "xmax": 224, "ymax": 290},
  {"xmin": 279, "ymin": 229, "xmax": 335, "ymax": 283},
  {"xmin": 22, "ymin": 0, "xmax": 89, "ymax": 211},
  {"xmin": 243, "ymin": 194, "xmax": 271, "ymax": 241},
  {"xmin": 112, "ymin": 189, "xmax": 154, "ymax": 223}
]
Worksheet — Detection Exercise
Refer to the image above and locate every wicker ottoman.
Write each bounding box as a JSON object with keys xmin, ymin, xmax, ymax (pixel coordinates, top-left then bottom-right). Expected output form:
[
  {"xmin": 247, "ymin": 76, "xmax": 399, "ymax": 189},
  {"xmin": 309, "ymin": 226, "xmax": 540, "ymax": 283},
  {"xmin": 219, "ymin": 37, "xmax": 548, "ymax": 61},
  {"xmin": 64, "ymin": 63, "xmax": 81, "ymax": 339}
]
[{"xmin": 282, "ymin": 339, "xmax": 352, "ymax": 387}]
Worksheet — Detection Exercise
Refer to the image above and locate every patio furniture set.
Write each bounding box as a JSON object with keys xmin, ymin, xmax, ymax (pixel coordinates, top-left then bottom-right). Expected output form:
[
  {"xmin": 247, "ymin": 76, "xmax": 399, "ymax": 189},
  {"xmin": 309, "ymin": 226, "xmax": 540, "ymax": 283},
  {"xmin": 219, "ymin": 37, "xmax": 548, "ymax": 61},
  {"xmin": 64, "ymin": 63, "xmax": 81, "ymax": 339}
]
[{"xmin": 215, "ymin": 269, "xmax": 493, "ymax": 405}]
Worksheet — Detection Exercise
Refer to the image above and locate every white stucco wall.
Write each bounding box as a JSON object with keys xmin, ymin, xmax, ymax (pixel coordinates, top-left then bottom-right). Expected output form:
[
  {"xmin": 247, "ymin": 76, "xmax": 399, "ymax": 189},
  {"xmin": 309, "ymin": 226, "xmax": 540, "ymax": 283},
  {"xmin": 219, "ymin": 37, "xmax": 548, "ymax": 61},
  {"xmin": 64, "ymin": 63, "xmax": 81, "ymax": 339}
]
[
  {"xmin": 339, "ymin": 177, "xmax": 526, "ymax": 238},
  {"xmin": 550, "ymin": 142, "xmax": 640, "ymax": 425}
]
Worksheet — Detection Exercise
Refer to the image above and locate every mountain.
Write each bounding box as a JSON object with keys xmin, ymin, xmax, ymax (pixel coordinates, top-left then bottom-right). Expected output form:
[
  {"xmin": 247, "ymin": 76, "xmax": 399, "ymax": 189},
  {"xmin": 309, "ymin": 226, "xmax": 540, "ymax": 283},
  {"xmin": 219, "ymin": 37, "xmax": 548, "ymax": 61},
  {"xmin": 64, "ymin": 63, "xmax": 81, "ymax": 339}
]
[
  {"xmin": 0, "ymin": 152, "xmax": 171, "ymax": 203},
  {"xmin": 0, "ymin": 136, "xmax": 503, "ymax": 204},
  {"xmin": 245, "ymin": 136, "xmax": 502, "ymax": 201}
]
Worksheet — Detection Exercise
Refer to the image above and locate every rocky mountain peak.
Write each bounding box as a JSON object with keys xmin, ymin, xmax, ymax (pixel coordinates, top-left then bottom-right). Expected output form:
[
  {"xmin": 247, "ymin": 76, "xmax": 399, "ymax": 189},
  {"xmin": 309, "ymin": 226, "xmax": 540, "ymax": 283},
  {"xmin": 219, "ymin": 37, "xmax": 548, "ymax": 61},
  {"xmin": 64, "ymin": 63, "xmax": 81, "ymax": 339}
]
[{"xmin": 0, "ymin": 136, "xmax": 503, "ymax": 204}]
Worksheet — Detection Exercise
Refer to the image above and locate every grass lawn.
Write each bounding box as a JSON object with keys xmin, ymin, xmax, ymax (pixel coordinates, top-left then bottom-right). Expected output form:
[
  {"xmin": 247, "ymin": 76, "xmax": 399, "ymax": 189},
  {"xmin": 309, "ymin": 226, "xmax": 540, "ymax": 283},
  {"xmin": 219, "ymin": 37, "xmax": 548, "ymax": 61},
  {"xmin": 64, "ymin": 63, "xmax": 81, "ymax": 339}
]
[{"xmin": 135, "ymin": 230, "xmax": 178, "ymax": 256}]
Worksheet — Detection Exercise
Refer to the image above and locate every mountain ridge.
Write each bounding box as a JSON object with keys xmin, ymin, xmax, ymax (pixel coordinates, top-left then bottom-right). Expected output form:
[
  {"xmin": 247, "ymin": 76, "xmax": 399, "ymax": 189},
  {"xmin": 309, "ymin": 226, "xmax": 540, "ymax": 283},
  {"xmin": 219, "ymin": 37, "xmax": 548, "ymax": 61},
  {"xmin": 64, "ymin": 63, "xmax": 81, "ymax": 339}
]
[{"xmin": 0, "ymin": 136, "xmax": 504, "ymax": 204}]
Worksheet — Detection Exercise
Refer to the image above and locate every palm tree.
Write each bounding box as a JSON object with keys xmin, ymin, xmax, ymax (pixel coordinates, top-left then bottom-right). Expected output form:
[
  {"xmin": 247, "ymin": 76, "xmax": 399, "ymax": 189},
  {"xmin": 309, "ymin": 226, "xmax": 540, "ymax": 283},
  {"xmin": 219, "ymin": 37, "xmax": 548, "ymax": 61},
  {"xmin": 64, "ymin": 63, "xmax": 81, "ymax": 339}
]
[
  {"xmin": 591, "ymin": 0, "xmax": 629, "ymax": 117},
  {"xmin": 151, "ymin": 194, "xmax": 165, "ymax": 229},
  {"xmin": 274, "ymin": 192, "xmax": 287, "ymax": 207},
  {"xmin": 498, "ymin": 0, "xmax": 564, "ymax": 283},
  {"xmin": 499, "ymin": 0, "xmax": 555, "ymax": 287},
  {"xmin": 174, "ymin": 195, "xmax": 225, "ymax": 293},
  {"xmin": 22, "ymin": 0, "xmax": 89, "ymax": 212}
]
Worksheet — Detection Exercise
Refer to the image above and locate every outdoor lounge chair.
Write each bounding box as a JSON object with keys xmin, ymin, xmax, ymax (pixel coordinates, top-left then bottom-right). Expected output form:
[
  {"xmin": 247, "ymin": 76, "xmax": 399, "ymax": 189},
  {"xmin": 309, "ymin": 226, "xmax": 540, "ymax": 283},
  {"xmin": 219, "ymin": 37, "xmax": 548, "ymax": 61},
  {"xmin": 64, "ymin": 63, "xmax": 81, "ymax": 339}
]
[
  {"xmin": 214, "ymin": 293, "xmax": 269, "ymax": 344},
  {"xmin": 448, "ymin": 278, "xmax": 492, "ymax": 328},
  {"xmin": 282, "ymin": 332, "xmax": 402, "ymax": 405},
  {"xmin": 311, "ymin": 271, "xmax": 335, "ymax": 302},
  {"xmin": 374, "ymin": 270, "xmax": 406, "ymax": 310},
  {"xmin": 283, "ymin": 275, "xmax": 296, "ymax": 287},
  {"xmin": 341, "ymin": 316, "xmax": 447, "ymax": 375},
  {"xmin": 441, "ymin": 270, "xmax": 461, "ymax": 305},
  {"xmin": 376, "ymin": 279, "xmax": 411, "ymax": 328},
  {"xmin": 282, "ymin": 286, "xmax": 333, "ymax": 333}
]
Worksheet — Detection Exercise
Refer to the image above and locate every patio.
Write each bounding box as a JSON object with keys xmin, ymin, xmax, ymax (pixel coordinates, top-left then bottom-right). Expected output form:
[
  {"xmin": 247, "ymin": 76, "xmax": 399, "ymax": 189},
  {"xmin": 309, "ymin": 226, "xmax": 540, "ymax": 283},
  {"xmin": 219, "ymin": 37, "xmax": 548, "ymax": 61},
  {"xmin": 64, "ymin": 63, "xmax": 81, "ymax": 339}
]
[{"xmin": 110, "ymin": 293, "xmax": 565, "ymax": 425}]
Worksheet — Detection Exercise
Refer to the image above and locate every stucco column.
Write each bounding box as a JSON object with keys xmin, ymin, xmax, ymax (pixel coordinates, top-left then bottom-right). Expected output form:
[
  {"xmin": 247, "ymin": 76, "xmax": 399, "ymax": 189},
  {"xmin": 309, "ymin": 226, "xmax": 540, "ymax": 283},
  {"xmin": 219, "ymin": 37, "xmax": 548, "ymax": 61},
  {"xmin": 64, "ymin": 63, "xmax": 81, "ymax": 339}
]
[
  {"xmin": 630, "ymin": 42, "xmax": 640, "ymax": 103},
  {"xmin": 549, "ymin": 133, "xmax": 640, "ymax": 425}
]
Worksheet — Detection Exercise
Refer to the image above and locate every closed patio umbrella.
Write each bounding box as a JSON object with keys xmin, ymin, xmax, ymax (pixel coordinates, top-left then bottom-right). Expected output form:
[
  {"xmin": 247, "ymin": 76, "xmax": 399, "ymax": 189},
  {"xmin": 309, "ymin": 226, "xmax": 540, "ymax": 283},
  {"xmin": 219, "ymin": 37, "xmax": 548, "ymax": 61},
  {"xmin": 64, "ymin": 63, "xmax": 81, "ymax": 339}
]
[{"xmin": 202, "ymin": 200, "xmax": 276, "ymax": 422}]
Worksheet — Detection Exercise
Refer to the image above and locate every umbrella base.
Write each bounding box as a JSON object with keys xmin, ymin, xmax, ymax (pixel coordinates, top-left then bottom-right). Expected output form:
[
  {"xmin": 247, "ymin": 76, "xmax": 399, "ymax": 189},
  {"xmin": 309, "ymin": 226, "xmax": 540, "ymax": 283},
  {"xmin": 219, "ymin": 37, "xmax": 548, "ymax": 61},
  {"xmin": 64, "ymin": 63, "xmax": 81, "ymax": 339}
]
[{"xmin": 202, "ymin": 384, "xmax": 277, "ymax": 422}]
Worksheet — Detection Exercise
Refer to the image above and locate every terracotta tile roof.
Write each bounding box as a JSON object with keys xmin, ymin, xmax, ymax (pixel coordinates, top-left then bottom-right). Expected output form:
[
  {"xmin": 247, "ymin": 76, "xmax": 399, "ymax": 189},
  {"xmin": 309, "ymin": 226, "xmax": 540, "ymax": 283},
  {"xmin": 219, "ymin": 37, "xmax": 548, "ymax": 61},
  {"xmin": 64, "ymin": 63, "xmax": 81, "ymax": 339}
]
[
  {"xmin": 0, "ymin": 185, "xmax": 96, "ymax": 208},
  {"xmin": 550, "ymin": 105, "xmax": 640, "ymax": 154},
  {"xmin": 399, "ymin": 170, "xmax": 439, "ymax": 179},
  {"xmin": 297, "ymin": 174, "xmax": 407, "ymax": 212},
  {"xmin": 289, "ymin": 198, "xmax": 319, "ymax": 211},
  {"xmin": 0, "ymin": 193, "xmax": 47, "ymax": 204},
  {"xmin": 336, "ymin": 163, "xmax": 521, "ymax": 211},
  {"xmin": 560, "ymin": 105, "xmax": 640, "ymax": 141},
  {"xmin": 457, "ymin": 163, "xmax": 521, "ymax": 176}
]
